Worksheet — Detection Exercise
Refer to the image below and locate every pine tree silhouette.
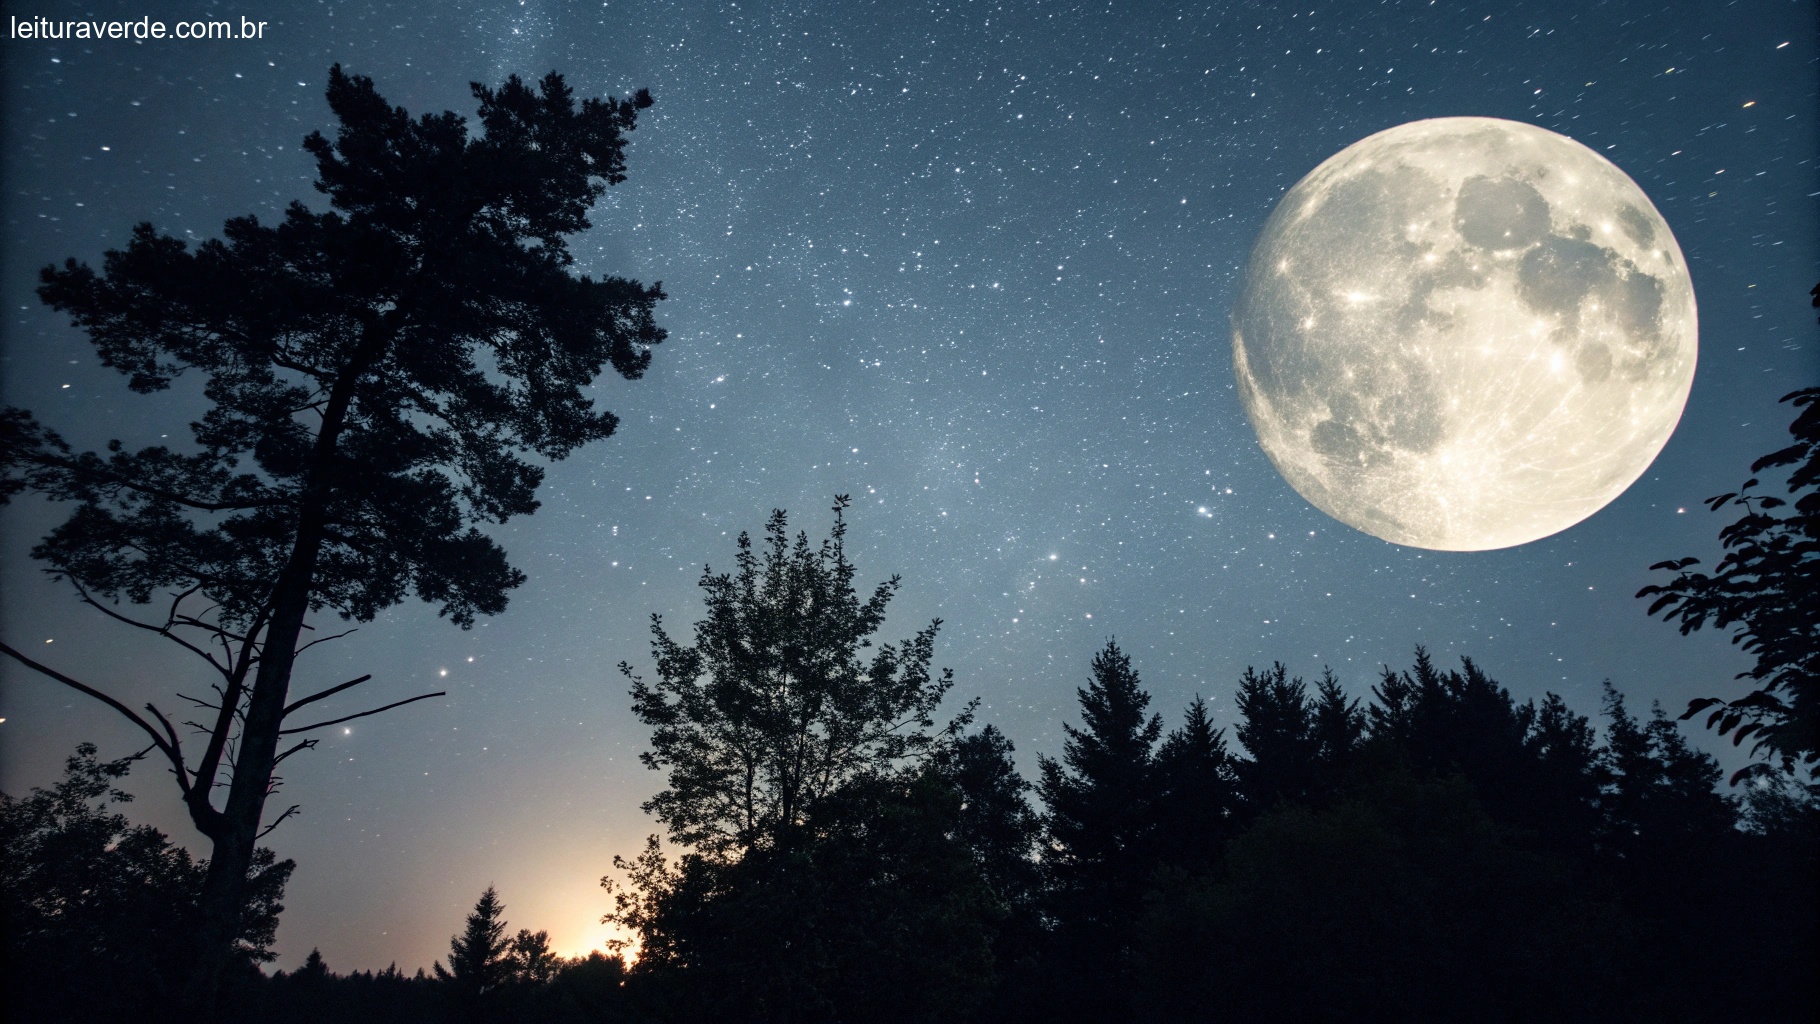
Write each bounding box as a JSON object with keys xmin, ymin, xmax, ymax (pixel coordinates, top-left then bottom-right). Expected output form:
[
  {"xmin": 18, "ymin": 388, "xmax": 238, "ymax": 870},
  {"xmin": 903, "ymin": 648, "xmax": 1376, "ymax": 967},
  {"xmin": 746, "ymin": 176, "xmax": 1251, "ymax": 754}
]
[
  {"xmin": 1153, "ymin": 696, "xmax": 1239, "ymax": 869},
  {"xmin": 1036, "ymin": 639, "xmax": 1163, "ymax": 1022},
  {"xmin": 435, "ymin": 886, "xmax": 512, "ymax": 1012}
]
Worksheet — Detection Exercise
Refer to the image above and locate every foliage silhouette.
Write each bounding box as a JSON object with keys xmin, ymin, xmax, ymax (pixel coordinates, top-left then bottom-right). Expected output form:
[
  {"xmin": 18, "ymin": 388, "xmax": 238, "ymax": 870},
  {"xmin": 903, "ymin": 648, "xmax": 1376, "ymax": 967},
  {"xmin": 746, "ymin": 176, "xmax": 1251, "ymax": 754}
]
[
  {"xmin": 0, "ymin": 743, "xmax": 290, "ymax": 1022},
  {"xmin": 0, "ymin": 63, "xmax": 661, "ymax": 1011},
  {"xmin": 435, "ymin": 886, "xmax": 513, "ymax": 1016},
  {"xmin": 939, "ymin": 724, "xmax": 1043, "ymax": 913},
  {"xmin": 244, "ymin": 944, "xmax": 636, "ymax": 1024},
  {"xmin": 1135, "ymin": 770, "xmax": 1633, "ymax": 1024},
  {"xmin": 1640, "ymin": 386, "xmax": 1820, "ymax": 781},
  {"xmin": 1232, "ymin": 662, "xmax": 1323, "ymax": 810},
  {"xmin": 1151, "ymin": 695, "xmax": 1240, "ymax": 871},
  {"xmin": 606, "ymin": 500, "xmax": 992, "ymax": 1022},
  {"xmin": 608, "ymin": 773, "xmax": 997, "ymax": 1024},
  {"xmin": 619, "ymin": 496, "xmax": 965, "ymax": 859}
]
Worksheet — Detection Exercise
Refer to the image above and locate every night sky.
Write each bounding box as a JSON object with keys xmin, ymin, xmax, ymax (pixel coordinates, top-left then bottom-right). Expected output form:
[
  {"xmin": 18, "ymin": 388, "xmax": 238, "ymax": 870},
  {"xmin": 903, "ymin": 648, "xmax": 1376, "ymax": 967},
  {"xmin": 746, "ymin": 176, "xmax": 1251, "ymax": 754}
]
[{"xmin": 2, "ymin": 0, "xmax": 1814, "ymax": 973}]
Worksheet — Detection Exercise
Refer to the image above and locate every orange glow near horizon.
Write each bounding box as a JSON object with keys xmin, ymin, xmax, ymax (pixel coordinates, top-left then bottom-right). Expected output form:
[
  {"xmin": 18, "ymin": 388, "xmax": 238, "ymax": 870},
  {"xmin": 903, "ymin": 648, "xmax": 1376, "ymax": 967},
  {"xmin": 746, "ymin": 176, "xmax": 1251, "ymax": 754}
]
[{"xmin": 548, "ymin": 914, "xmax": 639, "ymax": 964}]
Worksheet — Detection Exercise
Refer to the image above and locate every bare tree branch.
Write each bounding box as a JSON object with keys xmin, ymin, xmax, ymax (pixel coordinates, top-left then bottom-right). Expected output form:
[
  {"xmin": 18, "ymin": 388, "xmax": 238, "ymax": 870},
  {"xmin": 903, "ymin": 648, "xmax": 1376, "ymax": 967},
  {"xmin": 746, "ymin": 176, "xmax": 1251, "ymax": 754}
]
[
  {"xmin": 294, "ymin": 627, "xmax": 358, "ymax": 657},
  {"xmin": 178, "ymin": 691, "xmax": 223, "ymax": 711},
  {"xmin": 282, "ymin": 674, "xmax": 374, "ymax": 717},
  {"xmin": 142, "ymin": 701, "xmax": 193, "ymax": 793},
  {"xmin": 171, "ymin": 613, "xmax": 254, "ymax": 646},
  {"xmin": 70, "ymin": 578, "xmax": 230, "ymax": 680},
  {"xmin": 273, "ymin": 737, "xmax": 318, "ymax": 767},
  {"xmin": 0, "ymin": 639, "xmax": 191, "ymax": 791},
  {"xmin": 256, "ymin": 804, "xmax": 301, "ymax": 840},
  {"xmin": 278, "ymin": 690, "xmax": 446, "ymax": 734}
]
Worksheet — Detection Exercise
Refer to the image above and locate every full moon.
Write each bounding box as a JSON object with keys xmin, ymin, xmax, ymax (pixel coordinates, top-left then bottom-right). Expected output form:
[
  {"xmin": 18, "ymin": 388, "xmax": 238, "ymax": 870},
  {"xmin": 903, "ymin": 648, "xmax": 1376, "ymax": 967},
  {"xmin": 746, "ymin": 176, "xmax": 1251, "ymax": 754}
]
[{"xmin": 1232, "ymin": 117, "xmax": 1697, "ymax": 550}]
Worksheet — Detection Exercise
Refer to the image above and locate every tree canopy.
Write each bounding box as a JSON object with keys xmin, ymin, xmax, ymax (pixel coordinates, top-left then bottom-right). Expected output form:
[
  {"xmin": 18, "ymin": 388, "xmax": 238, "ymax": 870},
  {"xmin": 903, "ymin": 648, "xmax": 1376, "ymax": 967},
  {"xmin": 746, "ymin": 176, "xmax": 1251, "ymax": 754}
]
[{"xmin": 621, "ymin": 496, "xmax": 964, "ymax": 857}]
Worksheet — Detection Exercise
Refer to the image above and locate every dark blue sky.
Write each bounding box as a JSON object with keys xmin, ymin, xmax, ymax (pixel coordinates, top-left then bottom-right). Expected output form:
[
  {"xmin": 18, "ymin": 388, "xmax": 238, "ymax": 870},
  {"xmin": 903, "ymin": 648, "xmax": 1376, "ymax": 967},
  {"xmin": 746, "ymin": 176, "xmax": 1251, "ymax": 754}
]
[{"xmin": 3, "ymin": 0, "xmax": 1814, "ymax": 971}]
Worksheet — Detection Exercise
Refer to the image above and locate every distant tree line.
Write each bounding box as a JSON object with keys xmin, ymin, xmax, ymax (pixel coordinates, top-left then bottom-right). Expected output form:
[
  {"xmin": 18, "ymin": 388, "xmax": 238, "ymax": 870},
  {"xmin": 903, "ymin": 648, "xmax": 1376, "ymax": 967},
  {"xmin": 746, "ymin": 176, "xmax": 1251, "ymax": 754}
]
[{"xmin": 9, "ymin": 626, "xmax": 1813, "ymax": 1022}]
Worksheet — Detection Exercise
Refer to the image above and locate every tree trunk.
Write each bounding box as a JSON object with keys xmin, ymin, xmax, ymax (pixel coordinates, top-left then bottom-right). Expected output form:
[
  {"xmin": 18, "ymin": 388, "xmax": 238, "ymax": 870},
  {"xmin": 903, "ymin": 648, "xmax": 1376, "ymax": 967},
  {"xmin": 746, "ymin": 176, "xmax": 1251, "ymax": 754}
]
[
  {"xmin": 180, "ymin": 548, "xmax": 321, "ymax": 1018},
  {"xmin": 180, "ymin": 320, "xmax": 386, "ymax": 1020}
]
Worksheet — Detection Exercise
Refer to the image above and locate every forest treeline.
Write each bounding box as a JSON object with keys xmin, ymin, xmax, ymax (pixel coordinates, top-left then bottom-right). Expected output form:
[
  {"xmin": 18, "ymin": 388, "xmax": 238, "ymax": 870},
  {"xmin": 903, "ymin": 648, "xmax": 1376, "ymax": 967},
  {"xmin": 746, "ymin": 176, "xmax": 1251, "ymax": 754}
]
[{"xmin": 5, "ymin": 533, "xmax": 1815, "ymax": 1021}]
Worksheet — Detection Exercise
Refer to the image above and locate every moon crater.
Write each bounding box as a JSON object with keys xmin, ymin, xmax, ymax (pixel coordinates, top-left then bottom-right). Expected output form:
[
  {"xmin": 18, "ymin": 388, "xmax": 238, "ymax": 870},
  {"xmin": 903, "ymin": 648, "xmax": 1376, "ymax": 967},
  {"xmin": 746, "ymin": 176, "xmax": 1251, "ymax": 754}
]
[{"xmin": 1232, "ymin": 117, "xmax": 1697, "ymax": 550}]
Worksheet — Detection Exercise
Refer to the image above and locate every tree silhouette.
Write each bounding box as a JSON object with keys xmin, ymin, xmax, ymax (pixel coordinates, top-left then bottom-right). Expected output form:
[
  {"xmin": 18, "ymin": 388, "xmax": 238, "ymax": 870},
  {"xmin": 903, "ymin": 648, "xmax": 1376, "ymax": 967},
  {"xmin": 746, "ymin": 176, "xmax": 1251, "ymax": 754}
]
[
  {"xmin": 0, "ymin": 744, "xmax": 290, "ymax": 1020},
  {"xmin": 606, "ymin": 500, "xmax": 989, "ymax": 1022},
  {"xmin": 620, "ymin": 496, "xmax": 965, "ymax": 859},
  {"xmin": 1232, "ymin": 662, "xmax": 1319, "ymax": 811},
  {"xmin": 436, "ymin": 886, "xmax": 513, "ymax": 1018},
  {"xmin": 1152, "ymin": 696, "xmax": 1239, "ymax": 870},
  {"xmin": 507, "ymin": 929, "xmax": 561, "ymax": 987},
  {"xmin": 1135, "ymin": 771, "xmax": 1632, "ymax": 1024},
  {"xmin": 1367, "ymin": 648, "xmax": 1601, "ymax": 847},
  {"xmin": 0, "ymin": 64, "xmax": 661, "ymax": 1011},
  {"xmin": 1036, "ymin": 639, "xmax": 1163, "ymax": 1022},
  {"xmin": 1310, "ymin": 668, "xmax": 1365, "ymax": 769},
  {"xmin": 1598, "ymin": 683, "xmax": 1738, "ymax": 857},
  {"xmin": 1639, "ymin": 376, "xmax": 1820, "ymax": 780},
  {"xmin": 940, "ymin": 724, "xmax": 1042, "ymax": 915}
]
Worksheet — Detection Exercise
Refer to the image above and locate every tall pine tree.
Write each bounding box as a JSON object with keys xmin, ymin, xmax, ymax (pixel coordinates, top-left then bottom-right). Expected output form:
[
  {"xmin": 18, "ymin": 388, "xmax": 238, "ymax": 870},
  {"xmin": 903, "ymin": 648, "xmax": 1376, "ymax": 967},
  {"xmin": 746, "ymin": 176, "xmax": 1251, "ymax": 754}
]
[
  {"xmin": 1152, "ymin": 696, "xmax": 1239, "ymax": 870},
  {"xmin": 435, "ymin": 886, "xmax": 513, "ymax": 1015},
  {"xmin": 1036, "ymin": 640, "xmax": 1163, "ymax": 1021},
  {"xmin": 1233, "ymin": 663, "xmax": 1318, "ymax": 814},
  {"xmin": 0, "ymin": 65, "xmax": 663, "ymax": 1013}
]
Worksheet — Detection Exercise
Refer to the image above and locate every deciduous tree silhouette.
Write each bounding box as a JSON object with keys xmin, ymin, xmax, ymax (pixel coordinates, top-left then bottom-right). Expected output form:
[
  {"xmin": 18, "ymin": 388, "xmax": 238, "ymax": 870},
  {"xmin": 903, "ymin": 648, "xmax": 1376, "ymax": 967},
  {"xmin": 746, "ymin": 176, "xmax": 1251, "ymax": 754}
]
[
  {"xmin": 507, "ymin": 928, "xmax": 561, "ymax": 987},
  {"xmin": 0, "ymin": 744, "xmax": 290, "ymax": 1021},
  {"xmin": 1640, "ymin": 353, "xmax": 1819, "ymax": 781},
  {"xmin": 606, "ymin": 500, "xmax": 991, "ymax": 1023},
  {"xmin": 619, "ymin": 497, "xmax": 964, "ymax": 859},
  {"xmin": 0, "ymin": 64, "xmax": 662, "ymax": 1013},
  {"xmin": 940, "ymin": 724, "xmax": 1042, "ymax": 915}
]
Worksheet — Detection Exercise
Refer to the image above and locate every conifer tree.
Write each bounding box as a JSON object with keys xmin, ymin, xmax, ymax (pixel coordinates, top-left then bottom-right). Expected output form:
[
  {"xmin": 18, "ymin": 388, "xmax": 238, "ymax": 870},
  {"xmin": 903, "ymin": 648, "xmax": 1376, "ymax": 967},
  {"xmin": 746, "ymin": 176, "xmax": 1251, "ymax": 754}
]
[
  {"xmin": 1036, "ymin": 640, "xmax": 1162, "ymax": 1021},
  {"xmin": 296, "ymin": 948, "xmax": 329, "ymax": 984},
  {"xmin": 435, "ymin": 887, "xmax": 512, "ymax": 1005},
  {"xmin": 1039, "ymin": 640, "xmax": 1163, "ymax": 909},
  {"xmin": 1598, "ymin": 684, "xmax": 1737, "ymax": 857},
  {"xmin": 1517, "ymin": 692, "xmax": 1604, "ymax": 848},
  {"xmin": 1310, "ymin": 668, "xmax": 1365, "ymax": 769},
  {"xmin": 1152, "ymin": 696, "xmax": 1238, "ymax": 868},
  {"xmin": 1233, "ymin": 663, "xmax": 1318, "ymax": 812}
]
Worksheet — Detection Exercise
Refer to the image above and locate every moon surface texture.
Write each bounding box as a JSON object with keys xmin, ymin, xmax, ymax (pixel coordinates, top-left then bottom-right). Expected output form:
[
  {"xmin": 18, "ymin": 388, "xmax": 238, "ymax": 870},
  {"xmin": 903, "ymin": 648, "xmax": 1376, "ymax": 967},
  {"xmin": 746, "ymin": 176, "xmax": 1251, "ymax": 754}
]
[{"xmin": 1232, "ymin": 117, "xmax": 1697, "ymax": 551}]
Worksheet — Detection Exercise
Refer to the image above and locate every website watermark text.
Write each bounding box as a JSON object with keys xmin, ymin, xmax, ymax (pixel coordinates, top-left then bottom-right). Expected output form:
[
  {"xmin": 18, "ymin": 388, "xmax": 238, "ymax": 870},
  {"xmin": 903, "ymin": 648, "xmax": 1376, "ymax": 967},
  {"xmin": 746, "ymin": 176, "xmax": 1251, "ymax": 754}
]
[{"xmin": 10, "ymin": 16, "xmax": 269, "ymax": 41}]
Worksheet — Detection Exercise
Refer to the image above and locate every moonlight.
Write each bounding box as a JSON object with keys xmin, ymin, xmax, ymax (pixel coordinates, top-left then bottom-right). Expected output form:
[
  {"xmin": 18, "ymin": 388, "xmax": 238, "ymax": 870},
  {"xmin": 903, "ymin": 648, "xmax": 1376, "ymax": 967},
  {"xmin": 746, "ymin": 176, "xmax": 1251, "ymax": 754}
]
[{"xmin": 1232, "ymin": 117, "xmax": 1697, "ymax": 551}]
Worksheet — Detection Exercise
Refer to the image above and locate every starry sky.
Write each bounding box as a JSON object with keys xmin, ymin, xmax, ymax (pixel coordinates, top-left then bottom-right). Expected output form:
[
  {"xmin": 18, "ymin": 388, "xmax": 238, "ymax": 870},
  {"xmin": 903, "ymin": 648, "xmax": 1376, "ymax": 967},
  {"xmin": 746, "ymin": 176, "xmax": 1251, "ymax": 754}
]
[{"xmin": 2, "ymin": 0, "xmax": 1815, "ymax": 973}]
